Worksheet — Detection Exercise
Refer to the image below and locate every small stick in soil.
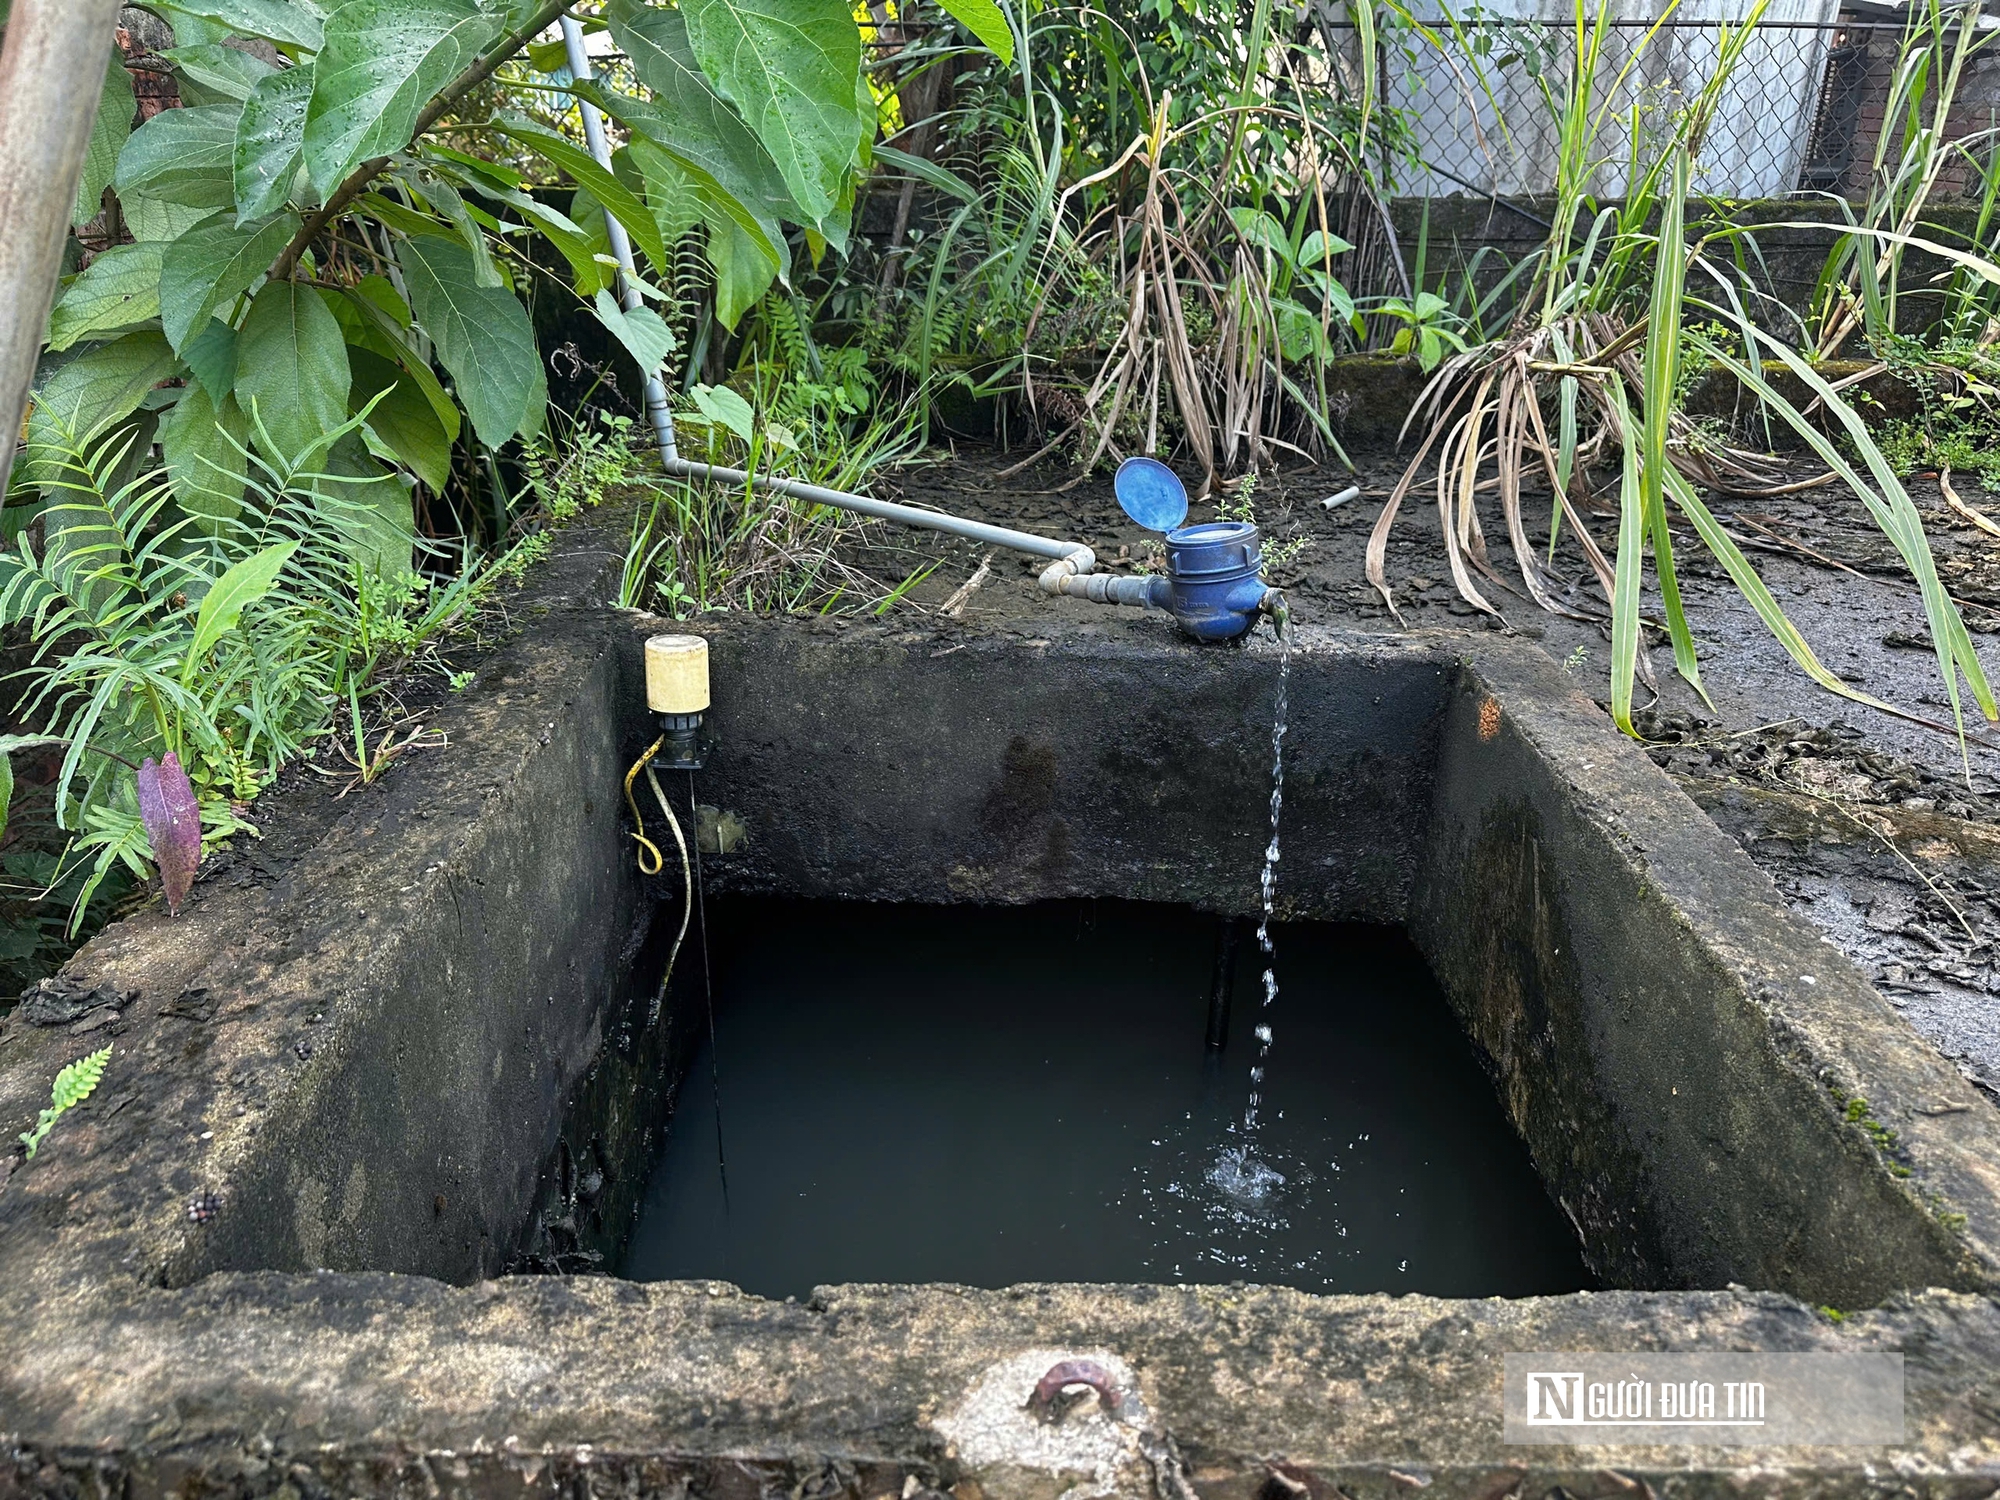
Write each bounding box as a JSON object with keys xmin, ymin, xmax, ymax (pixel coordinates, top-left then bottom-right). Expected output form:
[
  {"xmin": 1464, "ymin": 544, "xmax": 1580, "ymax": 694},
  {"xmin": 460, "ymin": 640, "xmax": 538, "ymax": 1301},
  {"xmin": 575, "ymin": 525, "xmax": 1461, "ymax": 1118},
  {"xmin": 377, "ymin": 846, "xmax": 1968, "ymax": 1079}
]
[
  {"xmin": 1939, "ymin": 468, "xmax": 2000, "ymax": 540},
  {"xmin": 1799, "ymin": 787, "xmax": 1979, "ymax": 944},
  {"xmin": 939, "ymin": 551, "xmax": 996, "ymax": 618}
]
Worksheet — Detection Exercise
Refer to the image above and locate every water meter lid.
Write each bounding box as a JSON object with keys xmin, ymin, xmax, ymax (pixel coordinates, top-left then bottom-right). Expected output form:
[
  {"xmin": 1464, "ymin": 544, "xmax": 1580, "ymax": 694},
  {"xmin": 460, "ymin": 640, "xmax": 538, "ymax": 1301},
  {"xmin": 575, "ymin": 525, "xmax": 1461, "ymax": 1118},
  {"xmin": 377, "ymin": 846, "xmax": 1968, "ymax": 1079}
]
[{"xmin": 1113, "ymin": 456, "xmax": 1189, "ymax": 533}]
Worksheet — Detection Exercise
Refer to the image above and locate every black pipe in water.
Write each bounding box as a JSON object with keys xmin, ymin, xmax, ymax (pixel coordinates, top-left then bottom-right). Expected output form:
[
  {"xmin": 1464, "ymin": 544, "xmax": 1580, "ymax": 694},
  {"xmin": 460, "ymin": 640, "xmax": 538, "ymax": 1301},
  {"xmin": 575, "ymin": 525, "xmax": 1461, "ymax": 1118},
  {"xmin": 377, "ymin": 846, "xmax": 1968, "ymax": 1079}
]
[{"xmin": 1206, "ymin": 917, "xmax": 1241, "ymax": 1050}]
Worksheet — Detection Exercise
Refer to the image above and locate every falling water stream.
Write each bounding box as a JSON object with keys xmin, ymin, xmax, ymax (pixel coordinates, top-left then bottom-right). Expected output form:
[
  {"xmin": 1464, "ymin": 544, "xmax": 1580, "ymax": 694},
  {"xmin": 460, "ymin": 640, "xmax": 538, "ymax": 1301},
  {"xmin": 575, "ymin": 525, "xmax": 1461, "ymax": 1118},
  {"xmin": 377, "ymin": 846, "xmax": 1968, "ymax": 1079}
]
[{"xmin": 1207, "ymin": 628, "xmax": 1291, "ymax": 1207}]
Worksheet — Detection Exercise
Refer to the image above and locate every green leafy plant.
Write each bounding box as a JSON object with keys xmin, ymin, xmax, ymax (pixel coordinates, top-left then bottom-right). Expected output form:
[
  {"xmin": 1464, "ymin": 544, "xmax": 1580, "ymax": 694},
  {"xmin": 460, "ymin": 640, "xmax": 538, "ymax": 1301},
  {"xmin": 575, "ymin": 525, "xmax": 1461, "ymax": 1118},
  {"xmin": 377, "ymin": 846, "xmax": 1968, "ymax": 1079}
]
[
  {"xmin": 1372, "ymin": 289, "xmax": 1468, "ymax": 373},
  {"xmin": 23, "ymin": 0, "xmax": 1008, "ymax": 559},
  {"xmin": 1809, "ymin": 0, "xmax": 1998, "ymax": 361},
  {"xmin": 849, "ymin": 0, "xmax": 1413, "ymax": 482},
  {"xmin": 0, "ymin": 413, "xmax": 486, "ymax": 926},
  {"xmin": 1366, "ymin": 0, "xmax": 2000, "ymax": 751},
  {"xmin": 19, "ymin": 1046, "xmax": 111, "ymax": 1160}
]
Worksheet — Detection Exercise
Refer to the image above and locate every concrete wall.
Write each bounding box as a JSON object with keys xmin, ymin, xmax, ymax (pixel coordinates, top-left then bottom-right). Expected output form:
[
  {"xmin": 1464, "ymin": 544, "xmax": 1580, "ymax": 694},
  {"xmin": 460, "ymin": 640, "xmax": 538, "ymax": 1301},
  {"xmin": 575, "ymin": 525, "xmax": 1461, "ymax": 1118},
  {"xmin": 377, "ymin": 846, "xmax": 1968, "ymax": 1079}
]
[
  {"xmin": 4, "ymin": 529, "xmax": 2000, "ymax": 1490},
  {"xmin": 676, "ymin": 618, "xmax": 1454, "ymax": 922},
  {"xmin": 1409, "ymin": 646, "xmax": 2000, "ymax": 1306}
]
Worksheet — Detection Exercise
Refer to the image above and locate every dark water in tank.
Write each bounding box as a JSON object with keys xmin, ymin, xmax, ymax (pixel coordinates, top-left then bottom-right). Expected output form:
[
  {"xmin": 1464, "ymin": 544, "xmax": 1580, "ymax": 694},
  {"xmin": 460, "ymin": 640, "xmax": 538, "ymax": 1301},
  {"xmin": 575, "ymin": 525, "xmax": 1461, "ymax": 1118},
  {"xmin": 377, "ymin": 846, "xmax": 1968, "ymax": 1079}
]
[{"xmin": 620, "ymin": 897, "xmax": 1589, "ymax": 1299}]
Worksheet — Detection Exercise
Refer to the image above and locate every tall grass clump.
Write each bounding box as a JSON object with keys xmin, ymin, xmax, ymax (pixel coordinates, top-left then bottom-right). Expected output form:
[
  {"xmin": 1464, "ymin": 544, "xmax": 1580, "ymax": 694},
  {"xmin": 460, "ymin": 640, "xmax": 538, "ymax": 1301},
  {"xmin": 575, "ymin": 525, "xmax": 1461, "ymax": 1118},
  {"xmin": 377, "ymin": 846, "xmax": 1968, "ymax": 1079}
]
[{"xmin": 1370, "ymin": 0, "xmax": 1998, "ymax": 750}]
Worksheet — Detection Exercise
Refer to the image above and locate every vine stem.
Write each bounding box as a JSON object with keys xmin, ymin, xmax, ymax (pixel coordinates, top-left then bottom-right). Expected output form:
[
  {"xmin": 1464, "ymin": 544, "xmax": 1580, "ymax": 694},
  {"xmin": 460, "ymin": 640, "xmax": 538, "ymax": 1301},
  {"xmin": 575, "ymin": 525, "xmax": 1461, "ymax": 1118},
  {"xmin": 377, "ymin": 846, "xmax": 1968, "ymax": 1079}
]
[{"xmin": 266, "ymin": 0, "xmax": 574, "ymax": 282}]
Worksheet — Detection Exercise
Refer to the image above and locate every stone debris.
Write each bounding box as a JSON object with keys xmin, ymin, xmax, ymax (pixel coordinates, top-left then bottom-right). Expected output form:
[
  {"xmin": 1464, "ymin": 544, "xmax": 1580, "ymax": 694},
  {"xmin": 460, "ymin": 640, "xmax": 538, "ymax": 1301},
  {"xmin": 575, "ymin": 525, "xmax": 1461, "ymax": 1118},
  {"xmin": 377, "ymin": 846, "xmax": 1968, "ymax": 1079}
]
[{"xmin": 15, "ymin": 978, "xmax": 128, "ymax": 1028}]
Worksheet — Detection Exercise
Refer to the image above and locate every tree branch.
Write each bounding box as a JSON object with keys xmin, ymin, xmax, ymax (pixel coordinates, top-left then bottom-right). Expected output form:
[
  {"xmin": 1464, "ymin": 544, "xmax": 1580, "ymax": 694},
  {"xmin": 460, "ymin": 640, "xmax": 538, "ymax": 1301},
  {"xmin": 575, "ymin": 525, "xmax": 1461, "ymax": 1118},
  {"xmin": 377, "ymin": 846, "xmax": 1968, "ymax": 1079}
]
[{"xmin": 267, "ymin": 0, "xmax": 573, "ymax": 282}]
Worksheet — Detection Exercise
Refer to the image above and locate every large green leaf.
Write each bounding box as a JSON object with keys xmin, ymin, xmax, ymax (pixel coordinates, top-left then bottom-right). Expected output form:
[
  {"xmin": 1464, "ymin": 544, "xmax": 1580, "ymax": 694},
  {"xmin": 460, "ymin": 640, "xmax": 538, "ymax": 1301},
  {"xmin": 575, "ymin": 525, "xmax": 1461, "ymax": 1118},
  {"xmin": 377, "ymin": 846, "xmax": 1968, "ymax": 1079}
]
[
  {"xmin": 591, "ymin": 290, "xmax": 676, "ymax": 377},
  {"xmin": 599, "ymin": 3, "xmax": 795, "ymax": 239},
  {"xmin": 124, "ymin": 194, "xmax": 214, "ymax": 242},
  {"xmin": 46, "ymin": 242, "xmax": 166, "ymax": 352},
  {"xmin": 327, "ymin": 283, "xmax": 460, "ymax": 442},
  {"xmin": 114, "ymin": 104, "xmax": 241, "ymax": 210},
  {"xmin": 183, "ymin": 318, "xmax": 240, "ymax": 403},
  {"xmin": 164, "ymin": 43, "xmax": 277, "ymax": 104},
  {"xmin": 234, "ymin": 279, "xmax": 352, "ymax": 464},
  {"xmin": 156, "ymin": 0, "xmax": 326, "ymax": 51},
  {"xmin": 186, "ymin": 540, "xmax": 299, "ymax": 674},
  {"xmin": 488, "ymin": 114, "xmax": 670, "ymax": 274},
  {"xmin": 932, "ymin": 0, "xmax": 1014, "ymax": 63},
  {"xmin": 160, "ymin": 381, "xmax": 252, "ymax": 525},
  {"xmin": 706, "ymin": 212, "xmax": 777, "ymax": 331},
  {"xmin": 304, "ymin": 0, "xmax": 505, "ymax": 193},
  {"xmin": 394, "ymin": 234, "xmax": 542, "ymax": 448},
  {"xmin": 579, "ymin": 84, "xmax": 790, "ymax": 281},
  {"xmin": 350, "ymin": 348, "xmax": 452, "ymax": 491},
  {"xmin": 74, "ymin": 52, "xmax": 135, "ymax": 228},
  {"xmin": 679, "ymin": 0, "xmax": 862, "ymax": 229},
  {"xmin": 235, "ymin": 63, "xmax": 315, "ymax": 219},
  {"xmin": 159, "ymin": 210, "xmax": 301, "ymax": 352},
  {"xmin": 23, "ymin": 333, "xmax": 178, "ymax": 455}
]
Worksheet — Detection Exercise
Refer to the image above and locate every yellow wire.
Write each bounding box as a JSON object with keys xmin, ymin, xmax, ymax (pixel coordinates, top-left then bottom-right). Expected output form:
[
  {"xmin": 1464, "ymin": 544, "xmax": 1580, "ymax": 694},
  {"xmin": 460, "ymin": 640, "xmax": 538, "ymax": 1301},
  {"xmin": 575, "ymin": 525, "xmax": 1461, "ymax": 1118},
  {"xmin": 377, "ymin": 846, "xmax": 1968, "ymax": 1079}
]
[
  {"xmin": 622, "ymin": 735, "xmax": 667, "ymax": 875},
  {"xmin": 622, "ymin": 740, "xmax": 695, "ymax": 1022},
  {"xmin": 644, "ymin": 761, "xmax": 694, "ymax": 988}
]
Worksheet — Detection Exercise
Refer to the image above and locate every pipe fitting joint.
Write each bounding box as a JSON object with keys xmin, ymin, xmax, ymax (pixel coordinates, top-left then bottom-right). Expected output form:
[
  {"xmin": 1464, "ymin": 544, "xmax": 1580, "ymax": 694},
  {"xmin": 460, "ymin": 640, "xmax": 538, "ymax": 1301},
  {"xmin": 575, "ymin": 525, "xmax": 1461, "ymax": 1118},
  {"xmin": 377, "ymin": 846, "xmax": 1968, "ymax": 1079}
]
[
  {"xmin": 1052, "ymin": 571, "xmax": 1169, "ymax": 608},
  {"xmin": 1036, "ymin": 547, "xmax": 1098, "ymax": 594}
]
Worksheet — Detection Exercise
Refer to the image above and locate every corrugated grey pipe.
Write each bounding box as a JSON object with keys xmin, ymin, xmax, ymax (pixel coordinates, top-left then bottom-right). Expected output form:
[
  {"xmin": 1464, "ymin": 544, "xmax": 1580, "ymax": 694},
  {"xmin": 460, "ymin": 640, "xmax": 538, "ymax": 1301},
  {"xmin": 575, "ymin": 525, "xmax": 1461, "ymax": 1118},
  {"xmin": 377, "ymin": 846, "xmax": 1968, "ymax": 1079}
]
[{"xmin": 557, "ymin": 18, "xmax": 1141, "ymax": 610}]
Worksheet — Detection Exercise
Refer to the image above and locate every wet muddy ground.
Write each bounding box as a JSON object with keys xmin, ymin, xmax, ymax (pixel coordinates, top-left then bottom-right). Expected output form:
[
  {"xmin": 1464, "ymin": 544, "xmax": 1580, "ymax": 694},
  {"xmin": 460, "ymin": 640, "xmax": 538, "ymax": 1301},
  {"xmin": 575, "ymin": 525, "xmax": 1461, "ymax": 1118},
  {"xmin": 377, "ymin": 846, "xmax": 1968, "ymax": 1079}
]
[{"xmin": 852, "ymin": 442, "xmax": 2000, "ymax": 1099}]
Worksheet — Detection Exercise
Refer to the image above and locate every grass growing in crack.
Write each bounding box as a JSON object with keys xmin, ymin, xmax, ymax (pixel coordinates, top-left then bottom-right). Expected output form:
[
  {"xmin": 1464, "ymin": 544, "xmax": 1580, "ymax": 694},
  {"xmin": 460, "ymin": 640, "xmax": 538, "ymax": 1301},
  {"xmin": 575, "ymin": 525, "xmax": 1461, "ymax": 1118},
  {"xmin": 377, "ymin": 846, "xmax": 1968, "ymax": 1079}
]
[{"xmin": 1828, "ymin": 1085, "xmax": 1912, "ymax": 1178}]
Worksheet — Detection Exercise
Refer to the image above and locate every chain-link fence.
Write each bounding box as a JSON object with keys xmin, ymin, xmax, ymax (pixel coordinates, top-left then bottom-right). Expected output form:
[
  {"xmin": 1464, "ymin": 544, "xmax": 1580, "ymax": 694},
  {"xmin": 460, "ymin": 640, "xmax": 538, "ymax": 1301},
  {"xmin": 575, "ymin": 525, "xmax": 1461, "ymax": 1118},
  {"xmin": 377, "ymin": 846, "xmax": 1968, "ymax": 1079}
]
[{"xmin": 1321, "ymin": 16, "xmax": 1998, "ymax": 204}]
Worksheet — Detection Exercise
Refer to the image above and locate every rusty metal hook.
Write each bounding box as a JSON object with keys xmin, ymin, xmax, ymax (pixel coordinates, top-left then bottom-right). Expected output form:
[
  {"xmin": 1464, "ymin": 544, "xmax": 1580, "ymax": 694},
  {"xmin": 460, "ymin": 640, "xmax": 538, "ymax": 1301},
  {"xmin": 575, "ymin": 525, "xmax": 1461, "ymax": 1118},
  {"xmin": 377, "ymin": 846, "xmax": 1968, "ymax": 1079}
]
[{"xmin": 1025, "ymin": 1359, "xmax": 1125, "ymax": 1423}]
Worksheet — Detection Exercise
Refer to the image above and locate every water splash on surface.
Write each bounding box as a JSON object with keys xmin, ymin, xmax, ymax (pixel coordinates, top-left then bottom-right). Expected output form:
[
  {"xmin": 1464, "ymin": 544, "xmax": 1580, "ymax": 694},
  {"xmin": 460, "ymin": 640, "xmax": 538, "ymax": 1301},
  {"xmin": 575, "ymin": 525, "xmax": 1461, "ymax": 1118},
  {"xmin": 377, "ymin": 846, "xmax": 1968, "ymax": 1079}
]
[
  {"xmin": 1118, "ymin": 630, "xmax": 1312, "ymax": 1272},
  {"xmin": 1208, "ymin": 1144, "xmax": 1285, "ymax": 1205}
]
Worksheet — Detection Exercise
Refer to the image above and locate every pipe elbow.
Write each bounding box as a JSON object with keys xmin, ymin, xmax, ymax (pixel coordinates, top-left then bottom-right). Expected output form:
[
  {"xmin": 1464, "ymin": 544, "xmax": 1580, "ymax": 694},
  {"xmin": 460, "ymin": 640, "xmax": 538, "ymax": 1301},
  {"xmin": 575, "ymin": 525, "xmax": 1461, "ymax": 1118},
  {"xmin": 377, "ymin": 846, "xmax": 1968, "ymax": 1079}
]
[{"xmin": 1037, "ymin": 547, "xmax": 1097, "ymax": 595}]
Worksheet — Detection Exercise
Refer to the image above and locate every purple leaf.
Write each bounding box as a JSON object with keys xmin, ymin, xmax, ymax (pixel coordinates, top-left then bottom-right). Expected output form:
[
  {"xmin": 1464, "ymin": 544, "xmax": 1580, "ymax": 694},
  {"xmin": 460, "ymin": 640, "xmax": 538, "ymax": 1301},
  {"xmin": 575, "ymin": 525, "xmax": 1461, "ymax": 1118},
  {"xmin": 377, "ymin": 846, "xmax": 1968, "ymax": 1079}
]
[{"xmin": 137, "ymin": 752, "xmax": 201, "ymax": 915}]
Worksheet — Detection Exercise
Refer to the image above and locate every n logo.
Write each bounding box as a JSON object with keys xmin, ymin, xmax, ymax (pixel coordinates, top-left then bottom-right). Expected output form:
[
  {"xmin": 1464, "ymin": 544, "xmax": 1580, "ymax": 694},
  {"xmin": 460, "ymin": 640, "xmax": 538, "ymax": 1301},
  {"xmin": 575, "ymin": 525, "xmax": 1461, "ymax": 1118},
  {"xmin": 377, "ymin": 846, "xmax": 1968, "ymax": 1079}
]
[{"xmin": 1526, "ymin": 1372, "xmax": 1586, "ymax": 1424}]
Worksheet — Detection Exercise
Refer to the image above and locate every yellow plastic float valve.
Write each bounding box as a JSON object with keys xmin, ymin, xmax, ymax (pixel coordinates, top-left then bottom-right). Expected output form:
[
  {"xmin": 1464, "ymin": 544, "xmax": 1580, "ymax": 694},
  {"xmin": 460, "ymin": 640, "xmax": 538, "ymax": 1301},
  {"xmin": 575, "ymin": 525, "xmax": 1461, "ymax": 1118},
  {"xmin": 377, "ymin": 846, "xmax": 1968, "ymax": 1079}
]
[{"xmin": 645, "ymin": 634, "xmax": 710, "ymax": 770}]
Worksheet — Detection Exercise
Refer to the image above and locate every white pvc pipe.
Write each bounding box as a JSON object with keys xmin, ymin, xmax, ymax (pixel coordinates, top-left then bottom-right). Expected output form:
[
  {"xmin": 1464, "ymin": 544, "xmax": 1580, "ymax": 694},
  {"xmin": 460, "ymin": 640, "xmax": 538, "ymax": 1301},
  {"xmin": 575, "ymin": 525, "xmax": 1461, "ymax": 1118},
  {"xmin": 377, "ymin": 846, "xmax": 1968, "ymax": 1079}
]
[
  {"xmin": 553, "ymin": 18, "xmax": 1133, "ymax": 602},
  {"xmin": 559, "ymin": 16, "xmax": 679, "ymax": 465},
  {"xmin": 0, "ymin": 0, "xmax": 129, "ymax": 482}
]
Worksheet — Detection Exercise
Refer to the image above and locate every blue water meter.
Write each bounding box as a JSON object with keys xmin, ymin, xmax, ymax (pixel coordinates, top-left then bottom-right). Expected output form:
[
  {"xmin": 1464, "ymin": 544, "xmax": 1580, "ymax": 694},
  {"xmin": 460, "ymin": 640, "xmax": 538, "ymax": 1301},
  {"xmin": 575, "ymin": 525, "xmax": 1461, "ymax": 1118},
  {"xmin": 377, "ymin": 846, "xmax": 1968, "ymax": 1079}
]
[{"xmin": 1113, "ymin": 458, "xmax": 1282, "ymax": 642}]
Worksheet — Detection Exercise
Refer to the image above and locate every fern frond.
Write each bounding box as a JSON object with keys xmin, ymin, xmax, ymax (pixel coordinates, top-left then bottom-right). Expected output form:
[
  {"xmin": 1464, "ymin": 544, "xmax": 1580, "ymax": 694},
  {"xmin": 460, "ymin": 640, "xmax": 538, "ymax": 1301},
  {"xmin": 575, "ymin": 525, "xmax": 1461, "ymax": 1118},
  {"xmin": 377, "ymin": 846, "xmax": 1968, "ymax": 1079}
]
[{"xmin": 18, "ymin": 1044, "xmax": 111, "ymax": 1158}]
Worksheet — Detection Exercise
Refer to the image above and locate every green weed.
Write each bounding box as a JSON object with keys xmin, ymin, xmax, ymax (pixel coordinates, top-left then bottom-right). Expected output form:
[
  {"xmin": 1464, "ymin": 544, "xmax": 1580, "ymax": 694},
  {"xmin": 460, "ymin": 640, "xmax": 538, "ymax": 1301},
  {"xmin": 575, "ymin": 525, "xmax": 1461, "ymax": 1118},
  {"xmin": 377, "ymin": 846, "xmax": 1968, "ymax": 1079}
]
[{"xmin": 18, "ymin": 1046, "xmax": 110, "ymax": 1160}]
